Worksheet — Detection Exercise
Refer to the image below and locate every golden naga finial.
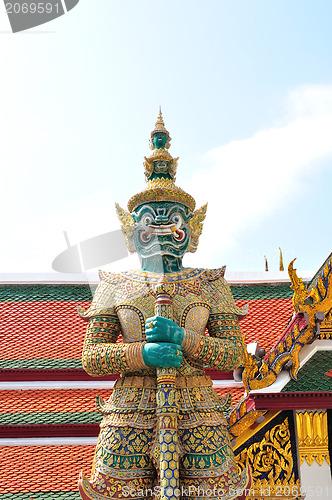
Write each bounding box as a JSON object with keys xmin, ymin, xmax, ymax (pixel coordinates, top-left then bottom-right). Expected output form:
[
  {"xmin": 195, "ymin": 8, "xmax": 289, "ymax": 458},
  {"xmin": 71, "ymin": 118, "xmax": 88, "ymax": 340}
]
[
  {"xmin": 289, "ymin": 257, "xmax": 332, "ymax": 328},
  {"xmin": 264, "ymin": 256, "xmax": 268, "ymax": 271},
  {"xmin": 242, "ymin": 256, "xmax": 332, "ymax": 392},
  {"xmin": 288, "ymin": 259, "xmax": 309, "ymax": 312}
]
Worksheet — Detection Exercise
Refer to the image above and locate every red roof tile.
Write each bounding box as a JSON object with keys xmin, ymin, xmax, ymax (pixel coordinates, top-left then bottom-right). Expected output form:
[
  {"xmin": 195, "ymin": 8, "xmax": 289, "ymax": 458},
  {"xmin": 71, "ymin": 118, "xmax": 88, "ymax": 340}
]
[
  {"xmin": 0, "ymin": 301, "xmax": 89, "ymax": 360},
  {"xmin": 236, "ymin": 299, "xmax": 293, "ymax": 352},
  {"xmin": 0, "ymin": 387, "xmax": 244, "ymax": 416},
  {"xmin": 214, "ymin": 387, "xmax": 246, "ymax": 406},
  {"xmin": 0, "ymin": 389, "xmax": 112, "ymax": 414},
  {"xmin": 1, "ymin": 298, "xmax": 293, "ymax": 363}
]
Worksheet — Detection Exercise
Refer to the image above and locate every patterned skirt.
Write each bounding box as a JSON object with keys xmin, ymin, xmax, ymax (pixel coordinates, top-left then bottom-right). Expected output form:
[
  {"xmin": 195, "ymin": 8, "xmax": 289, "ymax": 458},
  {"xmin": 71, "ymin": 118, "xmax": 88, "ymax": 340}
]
[{"xmin": 79, "ymin": 423, "xmax": 250, "ymax": 500}]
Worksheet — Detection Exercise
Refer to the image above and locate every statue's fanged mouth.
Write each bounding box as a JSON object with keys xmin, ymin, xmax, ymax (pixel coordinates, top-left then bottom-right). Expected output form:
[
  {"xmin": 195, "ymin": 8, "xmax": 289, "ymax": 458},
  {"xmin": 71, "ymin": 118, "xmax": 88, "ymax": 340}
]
[{"xmin": 140, "ymin": 224, "xmax": 185, "ymax": 242}]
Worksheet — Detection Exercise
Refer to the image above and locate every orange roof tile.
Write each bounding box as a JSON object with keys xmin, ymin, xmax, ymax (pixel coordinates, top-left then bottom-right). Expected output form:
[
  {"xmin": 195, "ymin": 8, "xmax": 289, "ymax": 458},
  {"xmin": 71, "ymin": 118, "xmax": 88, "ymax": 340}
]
[
  {"xmin": 0, "ymin": 445, "xmax": 94, "ymax": 493},
  {"xmin": 0, "ymin": 301, "xmax": 89, "ymax": 360},
  {"xmin": 0, "ymin": 297, "xmax": 293, "ymax": 362},
  {"xmin": 214, "ymin": 387, "xmax": 246, "ymax": 407},
  {"xmin": 0, "ymin": 387, "xmax": 244, "ymax": 415},
  {"xmin": 0, "ymin": 389, "xmax": 112, "ymax": 414}
]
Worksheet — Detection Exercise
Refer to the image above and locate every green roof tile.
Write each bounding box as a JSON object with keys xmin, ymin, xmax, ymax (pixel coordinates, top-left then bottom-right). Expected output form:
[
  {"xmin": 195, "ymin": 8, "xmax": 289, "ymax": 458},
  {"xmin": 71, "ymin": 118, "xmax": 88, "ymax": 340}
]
[
  {"xmin": 230, "ymin": 284, "xmax": 294, "ymax": 300},
  {"xmin": 0, "ymin": 285, "xmax": 95, "ymax": 302},
  {"xmin": 0, "ymin": 411, "xmax": 102, "ymax": 426},
  {"xmin": 0, "ymin": 492, "xmax": 81, "ymax": 499},
  {"xmin": 282, "ymin": 350, "xmax": 332, "ymax": 392},
  {"xmin": 0, "ymin": 359, "xmax": 82, "ymax": 370},
  {"xmin": 0, "ymin": 283, "xmax": 294, "ymax": 303}
]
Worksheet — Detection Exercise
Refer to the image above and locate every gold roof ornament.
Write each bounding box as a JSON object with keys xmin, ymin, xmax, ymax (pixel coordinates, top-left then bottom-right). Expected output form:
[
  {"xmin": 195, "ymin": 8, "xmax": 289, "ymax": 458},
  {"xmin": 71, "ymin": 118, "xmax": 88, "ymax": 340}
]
[
  {"xmin": 264, "ymin": 256, "xmax": 269, "ymax": 272},
  {"xmin": 279, "ymin": 247, "xmax": 284, "ymax": 271}
]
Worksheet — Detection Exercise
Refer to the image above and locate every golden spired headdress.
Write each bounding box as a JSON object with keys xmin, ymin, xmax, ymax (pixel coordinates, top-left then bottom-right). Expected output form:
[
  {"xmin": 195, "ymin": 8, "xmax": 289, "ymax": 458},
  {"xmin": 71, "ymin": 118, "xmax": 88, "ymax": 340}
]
[
  {"xmin": 149, "ymin": 107, "xmax": 171, "ymax": 150},
  {"xmin": 116, "ymin": 109, "xmax": 207, "ymax": 253}
]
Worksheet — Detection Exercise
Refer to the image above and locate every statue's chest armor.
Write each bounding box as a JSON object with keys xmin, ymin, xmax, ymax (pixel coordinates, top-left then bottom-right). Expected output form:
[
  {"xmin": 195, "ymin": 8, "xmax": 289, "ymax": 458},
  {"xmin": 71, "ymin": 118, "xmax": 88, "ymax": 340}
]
[{"xmin": 114, "ymin": 282, "xmax": 211, "ymax": 343}]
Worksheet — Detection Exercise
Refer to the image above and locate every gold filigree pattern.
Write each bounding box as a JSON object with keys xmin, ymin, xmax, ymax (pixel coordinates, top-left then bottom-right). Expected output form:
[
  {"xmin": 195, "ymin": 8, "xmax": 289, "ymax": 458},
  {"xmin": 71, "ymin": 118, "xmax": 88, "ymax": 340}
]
[
  {"xmin": 227, "ymin": 398, "xmax": 266, "ymax": 440},
  {"xmin": 187, "ymin": 204, "xmax": 208, "ymax": 253},
  {"xmin": 236, "ymin": 418, "xmax": 300, "ymax": 499},
  {"xmin": 144, "ymin": 149, "xmax": 178, "ymax": 181},
  {"xmin": 296, "ymin": 411, "xmax": 330, "ymax": 466},
  {"xmin": 180, "ymin": 304, "xmax": 210, "ymax": 334},
  {"xmin": 115, "ymin": 203, "xmax": 136, "ymax": 253},
  {"xmin": 319, "ymin": 307, "xmax": 332, "ymax": 339},
  {"xmin": 127, "ymin": 177, "xmax": 196, "ymax": 213}
]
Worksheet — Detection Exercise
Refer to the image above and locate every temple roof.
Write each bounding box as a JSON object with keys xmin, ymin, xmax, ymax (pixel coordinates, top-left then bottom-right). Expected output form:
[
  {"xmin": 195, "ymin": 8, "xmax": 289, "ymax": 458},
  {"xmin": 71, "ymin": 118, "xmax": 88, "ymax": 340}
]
[
  {"xmin": 0, "ymin": 444, "xmax": 94, "ymax": 499},
  {"xmin": 0, "ymin": 279, "xmax": 294, "ymax": 374},
  {"xmin": 1, "ymin": 268, "xmax": 331, "ymax": 499},
  {"xmin": 0, "ymin": 387, "xmax": 246, "ymax": 440},
  {"xmin": 282, "ymin": 350, "xmax": 332, "ymax": 392}
]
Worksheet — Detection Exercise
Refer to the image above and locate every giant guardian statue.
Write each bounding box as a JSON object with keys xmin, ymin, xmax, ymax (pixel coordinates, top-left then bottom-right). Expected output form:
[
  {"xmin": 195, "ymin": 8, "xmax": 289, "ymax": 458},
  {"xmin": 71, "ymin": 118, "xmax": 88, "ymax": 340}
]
[{"xmin": 78, "ymin": 111, "xmax": 250, "ymax": 500}]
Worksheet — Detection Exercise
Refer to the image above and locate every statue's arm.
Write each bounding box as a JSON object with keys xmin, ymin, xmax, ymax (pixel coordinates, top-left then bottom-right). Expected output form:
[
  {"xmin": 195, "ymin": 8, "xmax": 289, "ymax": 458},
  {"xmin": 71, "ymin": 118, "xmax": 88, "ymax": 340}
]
[
  {"xmin": 81, "ymin": 314, "xmax": 148, "ymax": 377},
  {"xmin": 181, "ymin": 275, "xmax": 246, "ymax": 371},
  {"xmin": 181, "ymin": 313, "xmax": 245, "ymax": 371}
]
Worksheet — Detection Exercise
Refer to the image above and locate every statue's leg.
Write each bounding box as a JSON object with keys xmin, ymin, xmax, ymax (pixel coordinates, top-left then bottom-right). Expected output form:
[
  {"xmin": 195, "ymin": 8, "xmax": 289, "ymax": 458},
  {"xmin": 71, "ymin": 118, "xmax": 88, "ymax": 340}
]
[
  {"xmin": 179, "ymin": 425, "xmax": 250, "ymax": 500},
  {"xmin": 79, "ymin": 425, "xmax": 156, "ymax": 500}
]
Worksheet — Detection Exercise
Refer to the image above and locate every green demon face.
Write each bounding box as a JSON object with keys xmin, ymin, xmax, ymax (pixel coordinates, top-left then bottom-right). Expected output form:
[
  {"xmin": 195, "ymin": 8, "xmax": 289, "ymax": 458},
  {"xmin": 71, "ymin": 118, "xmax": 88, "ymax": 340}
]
[
  {"xmin": 132, "ymin": 202, "xmax": 192, "ymax": 259},
  {"xmin": 152, "ymin": 132, "xmax": 167, "ymax": 150}
]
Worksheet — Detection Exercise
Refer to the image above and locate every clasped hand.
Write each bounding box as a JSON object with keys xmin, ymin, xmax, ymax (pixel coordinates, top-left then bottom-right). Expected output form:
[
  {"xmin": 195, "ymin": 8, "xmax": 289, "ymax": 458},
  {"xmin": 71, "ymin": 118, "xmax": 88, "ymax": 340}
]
[{"xmin": 142, "ymin": 316, "xmax": 184, "ymax": 368}]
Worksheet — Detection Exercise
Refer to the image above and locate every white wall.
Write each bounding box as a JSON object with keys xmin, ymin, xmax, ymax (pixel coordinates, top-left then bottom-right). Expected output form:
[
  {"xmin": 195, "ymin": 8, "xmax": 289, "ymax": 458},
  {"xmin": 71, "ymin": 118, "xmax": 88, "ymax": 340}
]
[{"xmin": 300, "ymin": 460, "xmax": 332, "ymax": 500}]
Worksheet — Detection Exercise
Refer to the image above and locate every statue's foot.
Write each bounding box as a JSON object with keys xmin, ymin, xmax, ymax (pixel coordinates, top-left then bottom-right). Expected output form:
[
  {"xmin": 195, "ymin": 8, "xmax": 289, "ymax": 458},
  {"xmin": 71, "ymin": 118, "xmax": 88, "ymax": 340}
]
[
  {"xmin": 237, "ymin": 466, "xmax": 252, "ymax": 500},
  {"xmin": 78, "ymin": 469, "xmax": 156, "ymax": 500},
  {"xmin": 78, "ymin": 472, "xmax": 94, "ymax": 500}
]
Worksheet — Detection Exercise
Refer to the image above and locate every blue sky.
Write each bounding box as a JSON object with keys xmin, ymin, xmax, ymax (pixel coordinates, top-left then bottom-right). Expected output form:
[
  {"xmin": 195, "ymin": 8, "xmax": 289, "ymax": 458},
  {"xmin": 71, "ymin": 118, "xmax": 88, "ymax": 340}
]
[{"xmin": 1, "ymin": 0, "xmax": 332, "ymax": 274}]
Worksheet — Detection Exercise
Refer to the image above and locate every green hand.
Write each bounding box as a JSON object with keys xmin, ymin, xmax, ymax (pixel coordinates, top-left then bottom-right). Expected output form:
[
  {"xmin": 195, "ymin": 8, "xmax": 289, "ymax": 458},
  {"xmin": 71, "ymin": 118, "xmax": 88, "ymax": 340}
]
[
  {"xmin": 145, "ymin": 316, "xmax": 184, "ymax": 344},
  {"xmin": 143, "ymin": 342, "xmax": 183, "ymax": 367}
]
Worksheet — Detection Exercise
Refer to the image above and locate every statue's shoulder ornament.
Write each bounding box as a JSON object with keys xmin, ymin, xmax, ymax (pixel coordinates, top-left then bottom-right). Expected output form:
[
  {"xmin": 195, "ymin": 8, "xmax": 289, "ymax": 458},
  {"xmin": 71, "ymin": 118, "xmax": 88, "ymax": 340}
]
[
  {"xmin": 200, "ymin": 267, "xmax": 248, "ymax": 319},
  {"xmin": 200, "ymin": 267, "xmax": 226, "ymax": 282},
  {"xmin": 99, "ymin": 269, "xmax": 127, "ymax": 286},
  {"xmin": 78, "ymin": 270, "xmax": 126, "ymax": 320}
]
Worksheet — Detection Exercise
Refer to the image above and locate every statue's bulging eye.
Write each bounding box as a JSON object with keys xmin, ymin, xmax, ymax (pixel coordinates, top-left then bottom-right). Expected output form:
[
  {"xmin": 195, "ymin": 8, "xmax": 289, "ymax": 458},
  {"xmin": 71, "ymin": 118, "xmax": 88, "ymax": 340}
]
[
  {"xmin": 171, "ymin": 213, "xmax": 182, "ymax": 227},
  {"xmin": 142, "ymin": 214, "xmax": 153, "ymax": 226}
]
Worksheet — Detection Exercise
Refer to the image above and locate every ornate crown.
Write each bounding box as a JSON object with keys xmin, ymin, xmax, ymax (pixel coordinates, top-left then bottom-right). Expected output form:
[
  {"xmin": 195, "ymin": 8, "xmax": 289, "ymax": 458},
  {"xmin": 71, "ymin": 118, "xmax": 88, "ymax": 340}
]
[
  {"xmin": 116, "ymin": 109, "xmax": 207, "ymax": 253},
  {"xmin": 127, "ymin": 109, "xmax": 195, "ymax": 212},
  {"xmin": 149, "ymin": 107, "xmax": 171, "ymax": 150}
]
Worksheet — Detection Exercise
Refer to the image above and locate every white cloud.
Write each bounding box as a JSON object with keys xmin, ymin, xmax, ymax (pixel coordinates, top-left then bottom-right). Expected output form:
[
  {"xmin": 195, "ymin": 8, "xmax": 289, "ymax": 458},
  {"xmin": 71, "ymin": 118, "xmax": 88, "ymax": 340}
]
[{"xmin": 184, "ymin": 84, "xmax": 332, "ymax": 267}]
